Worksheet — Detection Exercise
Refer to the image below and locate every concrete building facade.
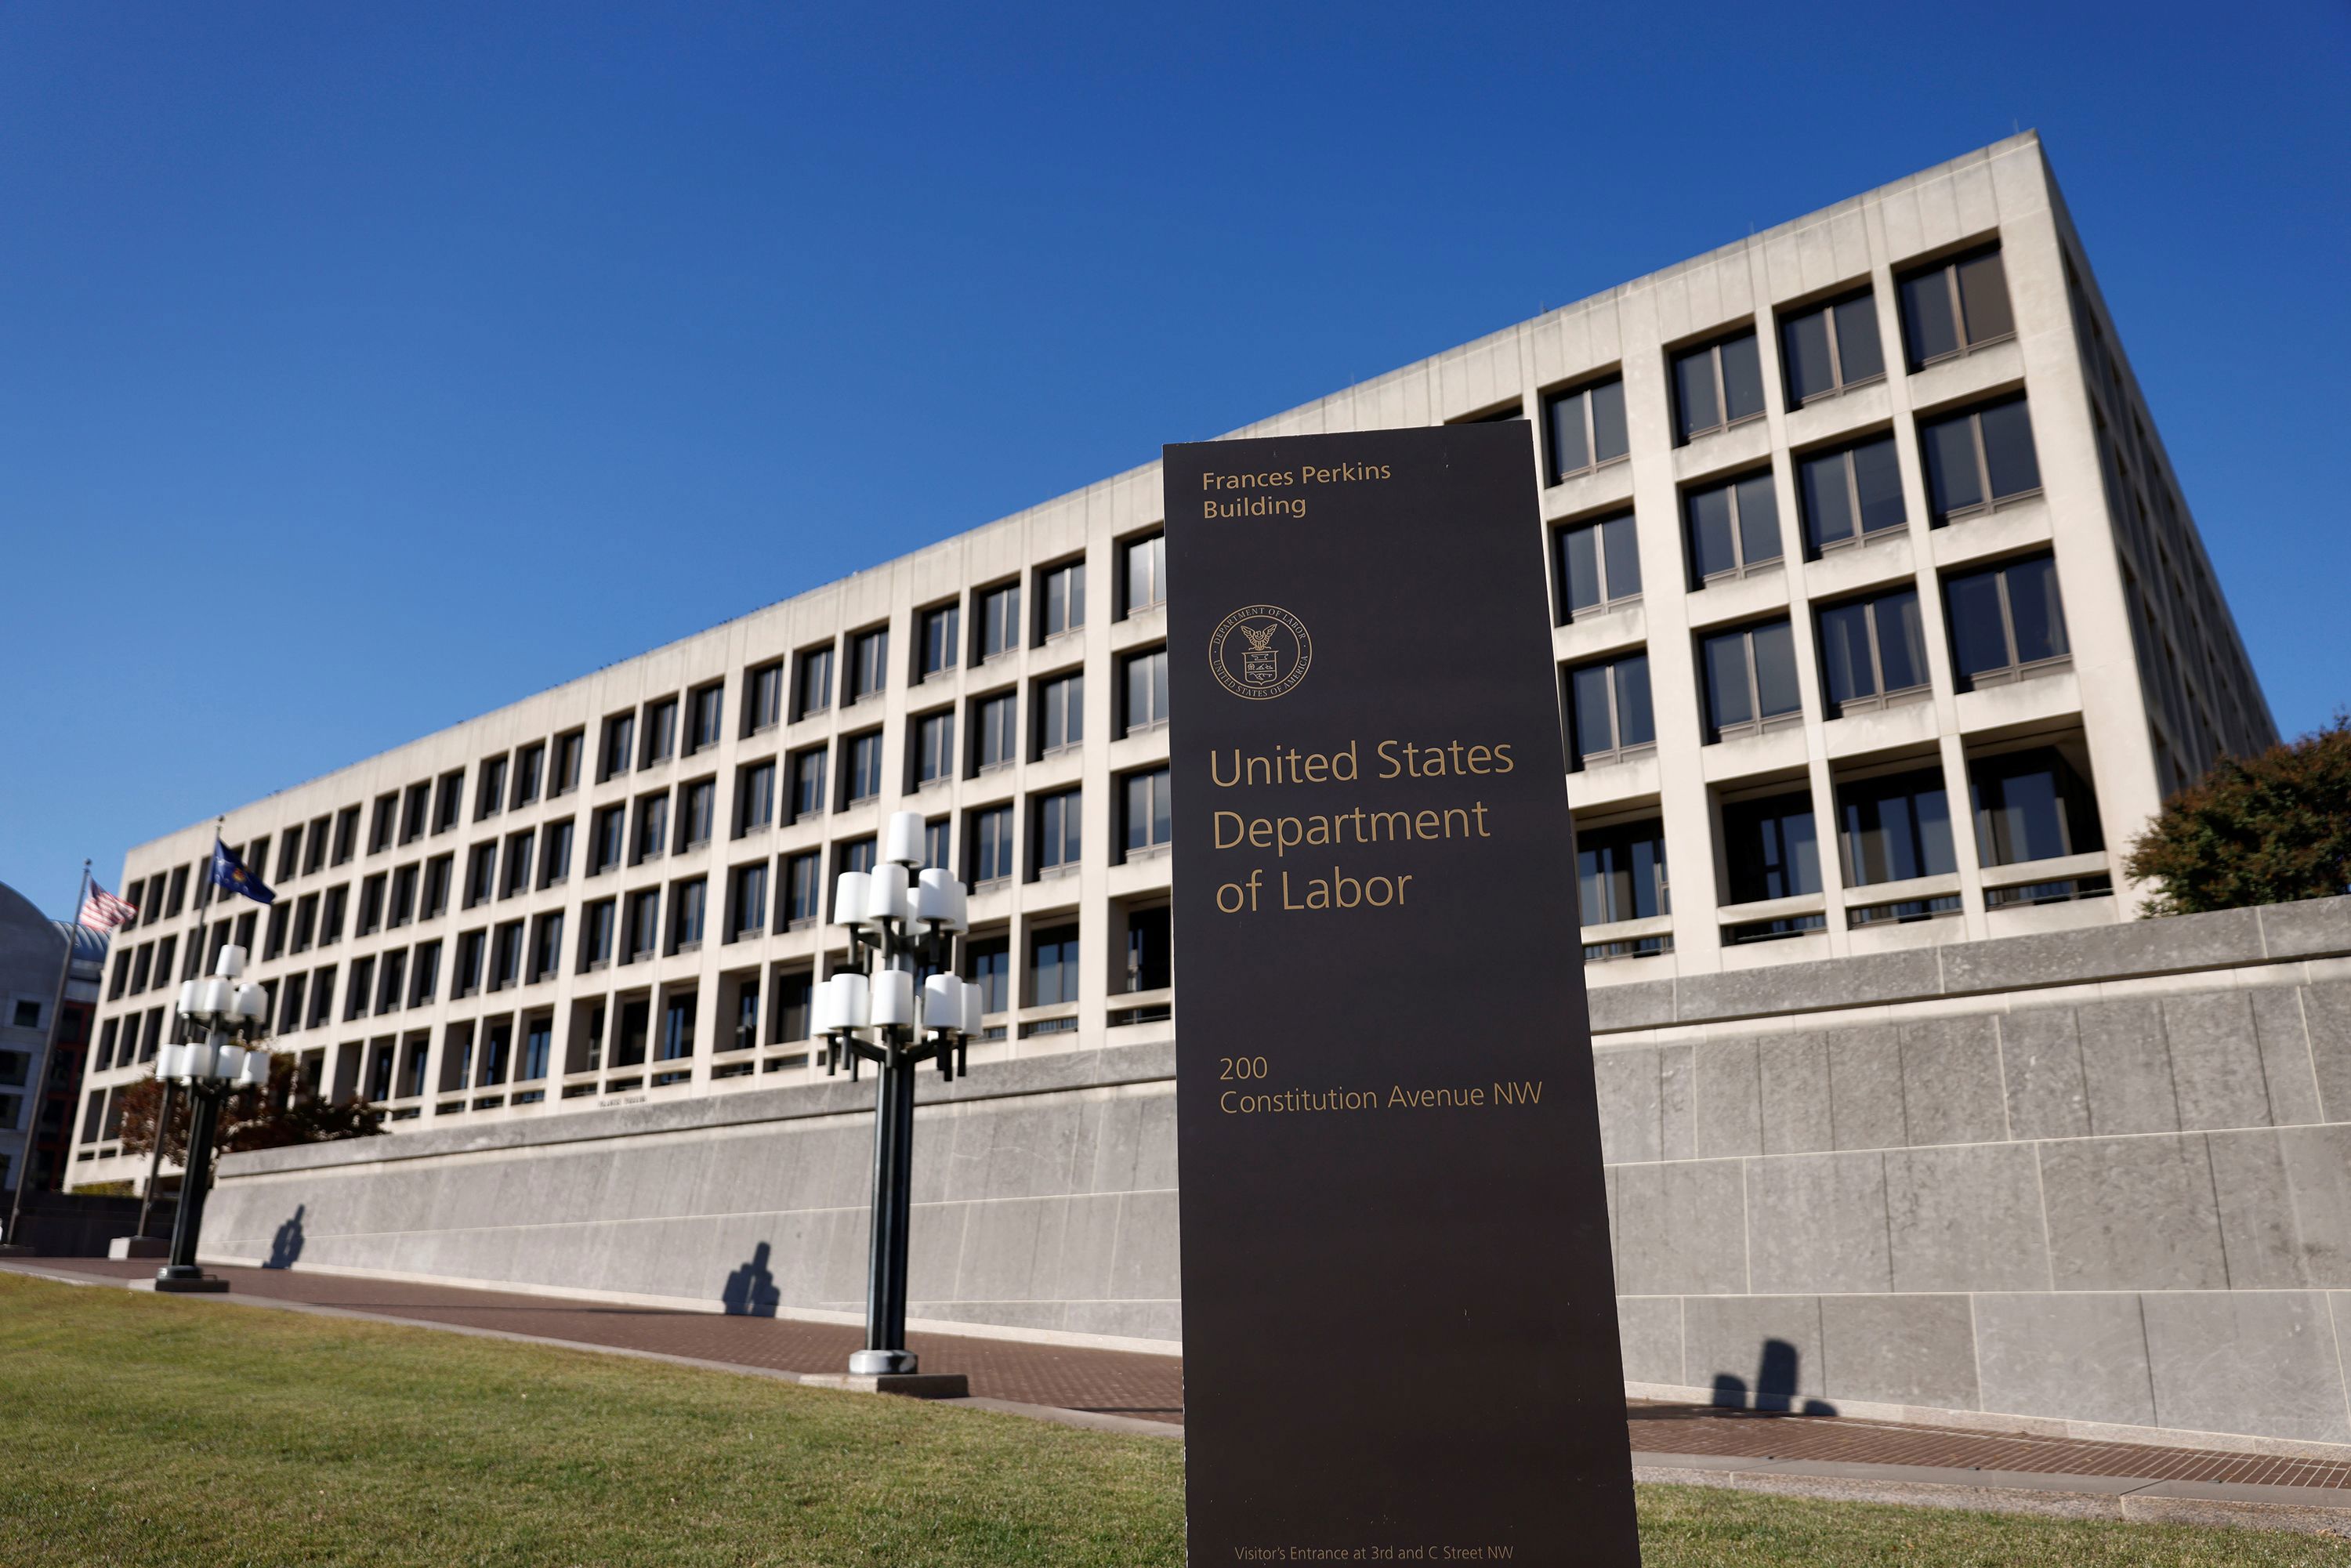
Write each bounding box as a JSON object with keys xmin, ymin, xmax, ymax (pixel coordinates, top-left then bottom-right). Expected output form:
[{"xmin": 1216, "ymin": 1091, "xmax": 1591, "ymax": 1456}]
[
  {"xmin": 69, "ymin": 133, "xmax": 2270, "ymax": 1186},
  {"xmin": 0, "ymin": 883, "xmax": 101, "ymax": 1201},
  {"xmin": 66, "ymin": 133, "xmax": 2310, "ymax": 1449}
]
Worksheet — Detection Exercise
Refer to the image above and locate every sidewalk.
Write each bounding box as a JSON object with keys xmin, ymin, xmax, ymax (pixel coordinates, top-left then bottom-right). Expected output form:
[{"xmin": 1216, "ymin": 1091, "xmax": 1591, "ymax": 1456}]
[{"xmin": 12, "ymin": 1258, "xmax": 2351, "ymax": 1536}]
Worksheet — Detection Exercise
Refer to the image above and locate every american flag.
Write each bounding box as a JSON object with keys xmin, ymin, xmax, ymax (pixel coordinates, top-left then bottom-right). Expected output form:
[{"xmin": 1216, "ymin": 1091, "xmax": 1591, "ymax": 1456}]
[{"xmin": 79, "ymin": 884, "xmax": 138, "ymax": 931}]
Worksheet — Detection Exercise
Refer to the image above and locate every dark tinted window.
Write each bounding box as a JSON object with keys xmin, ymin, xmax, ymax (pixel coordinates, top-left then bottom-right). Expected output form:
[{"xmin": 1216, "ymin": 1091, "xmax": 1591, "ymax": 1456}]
[
  {"xmin": 1970, "ymin": 748, "xmax": 2105, "ymax": 867},
  {"xmin": 1945, "ymin": 555, "xmax": 2069, "ymax": 685},
  {"xmin": 1900, "ymin": 246, "xmax": 2014, "ymax": 368},
  {"xmin": 1818, "ymin": 588, "xmax": 1929, "ymax": 713},
  {"xmin": 1556, "ymin": 512, "xmax": 1641, "ymax": 617},
  {"xmin": 1684, "ymin": 473, "xmax": 1780, "ymax": 584},
  {"xmin": 1724, "ymin": 791, "xmax": 1821, "ymax": 903},
  {"xmin": 974, "ymin": 693, "xmax": 1016, "ymax": 770},
  {"xmin": 1777, "ymin": 292, "xmax": 1888, "ymax": 398},
  {"xmin": 1043, "ymin": 671, "xmax": 1086, "ymax": 749},
  {"xmin": 1121, "ymin": 652, "xmax": 1165, "ymax": 733},
  {"xmin": 1565, "ymin": 654, "xmax": 1654, "ymax": 769},
  {"xmin": 1799, "ymin": 434, "xmax": 1905, "ymax": 552},
  {"xmin": 1576, "ymin": 818, "xmax": 1668, "ymax": 925},
  {"xmin": 978, "ymin": 584, "xmax": 1018, "ymax": 660},
  {"xmin": 1544, "ymin": 377, "xmax": 1628, "ymax": 480},
  {"xmin": 921, "ymin": 604, "xmax": 960, "ymax": 675},
  {"xmin": 1671, "ymin": 331, "xmax": 1766, "ymax": 444},
  {"xmin": 1838, "ymin": 767, "xmax": 1958, "ymax": 885},
  {"xmin": 1701, "ymin": 621, "xmax": 1800, "ymax": 737},
  {"xmin": 969, "ymin": 806, "xmax": 1014, "ymax": 884}
]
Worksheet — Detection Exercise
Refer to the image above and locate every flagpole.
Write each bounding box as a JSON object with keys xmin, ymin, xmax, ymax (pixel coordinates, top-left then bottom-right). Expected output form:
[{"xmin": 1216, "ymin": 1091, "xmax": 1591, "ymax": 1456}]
[{"xmin": 5, "ymin": 862, "xmax": 91, "ymax": 1248}]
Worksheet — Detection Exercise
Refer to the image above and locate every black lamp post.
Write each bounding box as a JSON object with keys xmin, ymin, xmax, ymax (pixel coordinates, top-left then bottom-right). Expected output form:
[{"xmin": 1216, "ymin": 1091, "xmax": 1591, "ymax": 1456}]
[
  {"xmin": 813, "ymin": 809, "xmax": 980, "ymax": 1376},
  {"xmin": 153, "ymin": 943, "xmax": 271, "ymax": 1294}
]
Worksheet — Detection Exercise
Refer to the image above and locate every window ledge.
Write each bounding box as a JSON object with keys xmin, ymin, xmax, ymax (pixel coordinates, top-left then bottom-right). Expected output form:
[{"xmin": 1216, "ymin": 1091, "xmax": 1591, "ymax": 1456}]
[
  {"xmin": 1962, "ymin": 655, "xmax": 2074, "ymax": 690},
  {"xmin": 1980, "ymin": 850, "xmax": 2108, "ymax": 889},
  {"xmin": 1564, "ymin": 595, "xmax": 1643, "ymax": 625},
  {"xmin": 1708, "ymin": 714, "xmax": 1804, "ymax": 744},
  {"xmin": 1842, "ymin": 871, "xmax": 1962, "ymax": 907},
  {"xmin": 1697, "ymin": 559, "xmax": 1786, "ymax": 588},
  {"xmin": 1678, "ymin": 411, "xmax": 1768, "ymax": 447},
  {"xmin": 1119, "ymin": 720, "xmax": 1168, "ymax": 740},
  {"xmin": 1035, "ymin": 864, "xmax": 1081, "ymax": 882},
  {"xmin": 1828, "ymin": 685, "xmax": 1933, "ymax": 719},
  {"xmin": 1910, "ymin": 331, "xmax": 2018, "ymax": 374},
  {"xmin": 1717, "ymin": 893, "xmax": 1825, "ymax": 925},
  {"xmin": 1122, "ymin": 844, "xmax": 1171, "ymax": 864},
  {"xmin": 1547, "ymin": 452, "xmax": 1632, "ymax": 489},
  {"xmin": 1791, "ymin": 373, "xmax": 1887, "ymax": 408},
  {"xmin": 1581, "ymin": 914, "xmax": 1673, "ymax": 943},
  {"xmin": 1574, "ymin": 741, "xmax": 1657, "ymax": 772},
  {"xmin": 1935, "ymin": 487, "xmax": 2045, "ymax": 527},
  {"xmin": 1812, "ymin": 523, "xmax": 1908, "ymax": 559}
]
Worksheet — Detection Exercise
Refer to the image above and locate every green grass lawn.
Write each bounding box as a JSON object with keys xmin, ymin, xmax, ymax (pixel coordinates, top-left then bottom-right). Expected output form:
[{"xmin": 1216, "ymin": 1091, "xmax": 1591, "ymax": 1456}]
[{"xmin": 0, "ymin": 1272, "xmax": 2340, "ymax": 1567}]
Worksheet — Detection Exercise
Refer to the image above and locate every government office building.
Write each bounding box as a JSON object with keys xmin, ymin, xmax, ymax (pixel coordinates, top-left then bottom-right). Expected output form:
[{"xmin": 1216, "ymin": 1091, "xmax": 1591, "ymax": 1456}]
[{"xmin": 66, "ymin": 134, "xmax": 2270, "ymax": 1187}]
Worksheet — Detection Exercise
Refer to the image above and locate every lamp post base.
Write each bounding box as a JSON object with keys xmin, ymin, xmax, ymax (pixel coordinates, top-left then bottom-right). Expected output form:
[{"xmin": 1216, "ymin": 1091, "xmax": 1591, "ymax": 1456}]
[
  {"xmin": 805, "ymin": 1371, "xmax": 969, "ymax": 1400},
  {"xmin": 849, "ymin": 1347, "xmax": 919, "ymax": 1376},
  {"xmin": 154, "ymin": 1265, "xmax": 230, "ymax": 1294}
]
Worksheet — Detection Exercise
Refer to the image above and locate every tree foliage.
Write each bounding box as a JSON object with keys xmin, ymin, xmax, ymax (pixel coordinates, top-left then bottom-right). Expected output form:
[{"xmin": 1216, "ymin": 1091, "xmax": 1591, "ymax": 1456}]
[
  {"xmin": 2125, "ymin": 714, "xmax": 2351, "ymax": 916},
  {"xmin": 117, "ymin": 1055, "xmax": 385, "ymax": 1168}
]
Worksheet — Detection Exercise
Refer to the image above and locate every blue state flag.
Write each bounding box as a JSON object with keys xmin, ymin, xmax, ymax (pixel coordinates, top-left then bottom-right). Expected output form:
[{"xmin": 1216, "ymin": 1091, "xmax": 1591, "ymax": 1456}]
[{"xmin": 211, "ymin": 837, "xmax": 276, "ymax": 905}]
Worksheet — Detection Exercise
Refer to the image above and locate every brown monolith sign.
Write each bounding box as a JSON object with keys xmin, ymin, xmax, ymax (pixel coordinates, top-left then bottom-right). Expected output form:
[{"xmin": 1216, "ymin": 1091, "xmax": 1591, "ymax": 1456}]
[{"xmin": 1165, "ymin": 424, "xmax": 1641, "ymax": 1565}]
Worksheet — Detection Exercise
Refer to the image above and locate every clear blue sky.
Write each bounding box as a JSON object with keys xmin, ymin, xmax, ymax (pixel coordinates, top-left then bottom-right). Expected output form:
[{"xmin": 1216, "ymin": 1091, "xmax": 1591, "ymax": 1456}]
[{"xmin": 3, "ymin": 2, "xmax": 2345, "ymax": 918}]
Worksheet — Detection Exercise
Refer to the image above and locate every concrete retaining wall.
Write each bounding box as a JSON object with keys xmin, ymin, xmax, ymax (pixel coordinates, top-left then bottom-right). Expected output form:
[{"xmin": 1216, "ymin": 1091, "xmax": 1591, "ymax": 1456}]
[
  {"xmin": 208, "ymin": 896, "xmax": 2351, "ymax": 1450},
  {"xmin": 1586, "ymin": 896, "xmax": 2351, "ymax": 1450},
  {"xmin": 205, "ymin": 1043, "xmax": 1181, "ymax": 1349}
]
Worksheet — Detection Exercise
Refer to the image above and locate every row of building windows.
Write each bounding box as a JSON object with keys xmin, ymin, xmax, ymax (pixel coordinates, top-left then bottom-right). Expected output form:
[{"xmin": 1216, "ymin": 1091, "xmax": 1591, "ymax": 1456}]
[
  {"xmin": 84, "ymin": 903, "xmax": 1176, "ymax": 1138},
  {"xmin": 107, "ymin": 545, "xmax": 2062, "ymax": 1004},
  {"xmin": 1566, "ymin": 553, "xmax": 2070, "ymax": 769},
  {"xmin": 99, "ymin": 770, "xmax": 1178, "ymax": 1020},
  {"xmin": 1574, "ymin": 740, "xmax": 2107, "ymax": 958},
  {"xmin": 1517, "ymin": 243, "xmax": 2019, "ymax": 484},
  {"xmin": 1548, "ymin": 392, "xmax": 2041, "ymax": 624},
  {"xmin": 105, "ymin": 538, "xmax": 1175, "ymax": 938}
]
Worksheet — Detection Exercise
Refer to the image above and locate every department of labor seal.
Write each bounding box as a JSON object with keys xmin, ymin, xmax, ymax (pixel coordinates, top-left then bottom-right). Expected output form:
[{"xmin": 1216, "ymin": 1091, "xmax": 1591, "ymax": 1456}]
[{"xmin": 1209, "ymin": 604, "xmax": 1312, "ymax": 701}]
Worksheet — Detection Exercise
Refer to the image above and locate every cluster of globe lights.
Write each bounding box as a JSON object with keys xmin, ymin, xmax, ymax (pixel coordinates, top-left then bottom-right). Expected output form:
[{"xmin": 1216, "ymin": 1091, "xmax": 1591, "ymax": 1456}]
[
  {"xmin": 813, "ymin": 809, "xmax": 986, "ymax": 1078},
  {"xmin": 161, "ymin": 945, "xmax": 273, "ymax": 1087}
]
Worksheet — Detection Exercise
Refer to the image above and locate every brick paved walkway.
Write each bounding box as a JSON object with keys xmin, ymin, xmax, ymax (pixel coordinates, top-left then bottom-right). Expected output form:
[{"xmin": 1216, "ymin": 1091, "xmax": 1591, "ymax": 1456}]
[
  {"xmin": 18, "ymin": 1258, "xmax": 2351, "ymax": 1498},
  {"xmin": 1628, "ymin": 1401, "xmax": 2351, "ymax": 1493},
  {"xmin": 24, "ymin": 1258, "xmax": 1186, "ymax": 1424}
]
